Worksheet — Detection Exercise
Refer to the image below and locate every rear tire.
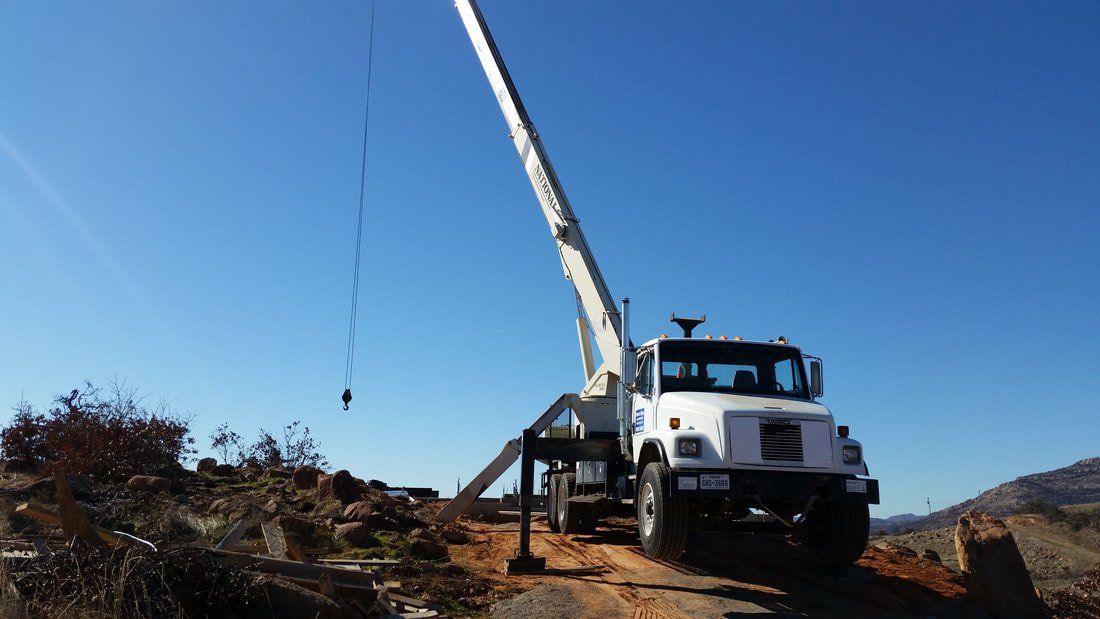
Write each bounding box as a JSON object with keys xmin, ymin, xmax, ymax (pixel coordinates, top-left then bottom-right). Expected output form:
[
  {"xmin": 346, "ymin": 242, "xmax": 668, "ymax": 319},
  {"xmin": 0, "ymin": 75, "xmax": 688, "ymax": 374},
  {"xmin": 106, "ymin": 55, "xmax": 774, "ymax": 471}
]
[
  {"xmin": 805, "ymin": 502, "xmax": 870, "ymax": 567},
  {"xmin": 636, "ymin": 462, "xmax": 690, "ymax": 560},
  {"xmin": 546, "ymin": 474, "xmax": 561, "ymax": 533},
  {"xmin": 557, "ymin": 472, "xmax": 583, "ymax": 534}
]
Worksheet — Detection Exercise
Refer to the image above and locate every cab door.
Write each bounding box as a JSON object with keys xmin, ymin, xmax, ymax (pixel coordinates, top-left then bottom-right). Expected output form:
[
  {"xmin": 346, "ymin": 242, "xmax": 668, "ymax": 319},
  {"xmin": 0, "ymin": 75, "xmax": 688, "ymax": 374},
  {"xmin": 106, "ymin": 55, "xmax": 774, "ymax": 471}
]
[{"xmin": 631, "ymin": 349, "xmax": 656, "ymax": 436}]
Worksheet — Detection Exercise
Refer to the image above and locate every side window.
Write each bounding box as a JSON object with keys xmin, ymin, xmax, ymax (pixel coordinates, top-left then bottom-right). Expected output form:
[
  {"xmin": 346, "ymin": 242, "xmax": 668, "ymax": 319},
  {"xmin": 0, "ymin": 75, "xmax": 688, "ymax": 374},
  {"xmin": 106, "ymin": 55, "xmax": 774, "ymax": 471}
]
[
  {"xmin": 637, "ymin": 353, "xmax": 654, "ymax": 395},
  {"xmin": 773, "ymin": 358, "xmax": 803, "ymax": 393}
]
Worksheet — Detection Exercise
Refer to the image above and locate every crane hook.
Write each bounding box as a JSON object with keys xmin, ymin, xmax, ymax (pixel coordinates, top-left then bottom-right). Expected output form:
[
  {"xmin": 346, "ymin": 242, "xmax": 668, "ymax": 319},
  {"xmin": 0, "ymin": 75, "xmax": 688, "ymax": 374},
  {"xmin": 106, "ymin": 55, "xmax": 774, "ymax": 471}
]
[{"xmin": 341, "ymin": 388, "xmax": 352, "ymax": 411}]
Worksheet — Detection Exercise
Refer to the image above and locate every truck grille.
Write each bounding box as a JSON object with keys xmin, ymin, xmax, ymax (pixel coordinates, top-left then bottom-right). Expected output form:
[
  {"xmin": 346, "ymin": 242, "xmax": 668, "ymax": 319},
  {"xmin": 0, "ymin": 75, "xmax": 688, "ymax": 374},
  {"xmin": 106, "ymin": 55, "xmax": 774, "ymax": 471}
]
[{"xmin": 759, "ymin": 422, "xmax": 803, "ymax": 462}]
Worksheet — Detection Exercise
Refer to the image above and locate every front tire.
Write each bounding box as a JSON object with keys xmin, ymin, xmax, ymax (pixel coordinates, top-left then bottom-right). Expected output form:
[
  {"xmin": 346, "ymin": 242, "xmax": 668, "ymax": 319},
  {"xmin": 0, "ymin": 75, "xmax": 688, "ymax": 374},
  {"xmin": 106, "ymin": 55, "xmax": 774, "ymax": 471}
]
[
  {"xmin": 805, "ymin": 502, "xmax": 870, "ymax": 567},
  {"xmin": 636, "ymin": 462, "xmax": 690, "ymax": 560},
  {"xmin": 546, "ymin": 474, "xmax": 561, "ymax": 533}
]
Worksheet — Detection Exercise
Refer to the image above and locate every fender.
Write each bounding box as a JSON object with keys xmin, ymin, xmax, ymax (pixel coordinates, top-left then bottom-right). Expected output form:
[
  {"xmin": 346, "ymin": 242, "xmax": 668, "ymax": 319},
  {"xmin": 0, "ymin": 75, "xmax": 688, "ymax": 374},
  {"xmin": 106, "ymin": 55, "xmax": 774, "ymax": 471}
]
[{"xmin": 640, "ymin": 438, "xmax": 670, "ymax": 466}]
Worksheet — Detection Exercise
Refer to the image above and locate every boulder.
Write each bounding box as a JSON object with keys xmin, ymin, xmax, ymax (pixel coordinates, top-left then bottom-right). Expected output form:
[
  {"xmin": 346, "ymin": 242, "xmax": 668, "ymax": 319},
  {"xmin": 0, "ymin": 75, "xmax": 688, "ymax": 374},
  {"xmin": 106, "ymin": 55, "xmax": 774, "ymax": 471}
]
[
  {"xmin": 317, "ymin": 470, "xmax": 361, "ymax": 504},
  {"xmin": 343, "ymin": 500, "xmax": 374, "ymax": 523},
  {"xmin": 208, "ymin": 497, "xmax": 253, "ymax": 521},
  {"xmin": 441, "ymin": 527, "xmax": 469, "ymax": 545},
  {"xmin": 275, "ymin": 514, "xmax": 313, "ymax": 536},
  {"xmin": 196, "ymin": 457, "xmax": 218, "ymax": 473},
  {"xmin": 125, "ymin": 475, "xmax": 170, "ymax": 493},
  {"xmin": 955, "ymin": 510, "xmax": 1044, "ymax": 619},
  {"xmin": 334, "ymin": 521, "xmax": 374, "ymax": 547},
  {"xmin": 921, "ymin": 548, "xmax": 941, "ymax": 563},
  {"xmin": 20, "ymin": 474, "xmax": 94, "ymax": 498},
  {"xmin": 410, "ymin": 537, "xmax": 449, "ymax": 560},
  {"xmin": 410, "ymin": 528, "xmax": 439, "ymax": 543},
  {"xmin": 292, "ymin": 465, "xmax": 322, "ymax": 491},
  {"xmin": 210, "ymin": 464, "xmax": 237, "ymax": 477},
  {"xmin": 264, "ymin": 467, "xmax": 292, "ymax": 479}
]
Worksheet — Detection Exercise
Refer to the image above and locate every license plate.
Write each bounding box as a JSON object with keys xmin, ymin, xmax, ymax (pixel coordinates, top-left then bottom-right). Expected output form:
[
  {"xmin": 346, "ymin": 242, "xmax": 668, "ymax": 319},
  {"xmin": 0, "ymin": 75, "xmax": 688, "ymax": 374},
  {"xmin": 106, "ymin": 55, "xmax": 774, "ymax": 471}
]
[
  {"xmin": 677, "ymin": 476, "xmax": 698, "ymax": 491},
  {"xmin": 699, "ymin": 474, "xmax": 730, "ymax": 490},
  {"xmin": 845, "ymin": 479, "xmax": 867, "ymax": 493}
]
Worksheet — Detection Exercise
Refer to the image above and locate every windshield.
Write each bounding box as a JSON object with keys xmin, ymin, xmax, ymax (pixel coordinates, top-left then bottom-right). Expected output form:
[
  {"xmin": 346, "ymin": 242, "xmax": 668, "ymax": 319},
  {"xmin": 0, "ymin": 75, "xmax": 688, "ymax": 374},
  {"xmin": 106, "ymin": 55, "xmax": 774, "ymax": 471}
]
[{"xmin": 657, "ymin": 341, "xmax": 809, "ymax": 399}]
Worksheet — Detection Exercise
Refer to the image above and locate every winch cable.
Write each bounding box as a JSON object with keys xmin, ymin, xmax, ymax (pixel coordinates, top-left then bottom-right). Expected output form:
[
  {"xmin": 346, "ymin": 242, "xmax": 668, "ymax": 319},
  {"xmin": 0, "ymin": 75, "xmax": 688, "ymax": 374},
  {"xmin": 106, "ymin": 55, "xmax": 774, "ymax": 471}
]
[{"xmin": 342, "ymin": 0, "xmax": 377, "ymax": 412}]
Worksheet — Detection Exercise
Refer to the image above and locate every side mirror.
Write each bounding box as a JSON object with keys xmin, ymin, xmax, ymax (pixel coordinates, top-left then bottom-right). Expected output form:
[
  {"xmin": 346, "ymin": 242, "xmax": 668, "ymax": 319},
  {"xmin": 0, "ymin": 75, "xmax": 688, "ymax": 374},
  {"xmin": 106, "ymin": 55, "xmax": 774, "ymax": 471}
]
[{"xmin": 809, "ymin": 359, "xmax": 823, "ymax": 397}]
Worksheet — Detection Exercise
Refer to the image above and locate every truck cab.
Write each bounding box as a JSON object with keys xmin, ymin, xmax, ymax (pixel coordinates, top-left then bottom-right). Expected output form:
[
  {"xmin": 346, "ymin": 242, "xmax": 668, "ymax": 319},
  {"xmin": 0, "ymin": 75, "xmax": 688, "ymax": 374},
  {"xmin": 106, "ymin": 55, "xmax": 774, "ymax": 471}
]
[{"xmin": 627, "ymin": 336, "xmax": 878, "ymax": 563}]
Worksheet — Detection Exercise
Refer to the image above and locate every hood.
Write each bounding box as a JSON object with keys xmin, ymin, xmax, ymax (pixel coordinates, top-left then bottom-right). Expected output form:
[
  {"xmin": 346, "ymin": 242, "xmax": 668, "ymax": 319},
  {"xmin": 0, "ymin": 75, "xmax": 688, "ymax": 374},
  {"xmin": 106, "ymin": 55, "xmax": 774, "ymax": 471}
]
[{"xmin": 657, "ymin": 391, "xmax": 830, "ymax": 419}]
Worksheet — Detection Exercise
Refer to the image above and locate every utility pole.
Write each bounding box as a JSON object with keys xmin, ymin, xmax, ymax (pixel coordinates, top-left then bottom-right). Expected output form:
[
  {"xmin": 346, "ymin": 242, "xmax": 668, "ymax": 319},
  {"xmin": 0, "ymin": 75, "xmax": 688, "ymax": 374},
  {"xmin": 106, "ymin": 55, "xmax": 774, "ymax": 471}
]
[{"xmin": 926, "ymin": 497, "xmax": 932, "ymax": 516}]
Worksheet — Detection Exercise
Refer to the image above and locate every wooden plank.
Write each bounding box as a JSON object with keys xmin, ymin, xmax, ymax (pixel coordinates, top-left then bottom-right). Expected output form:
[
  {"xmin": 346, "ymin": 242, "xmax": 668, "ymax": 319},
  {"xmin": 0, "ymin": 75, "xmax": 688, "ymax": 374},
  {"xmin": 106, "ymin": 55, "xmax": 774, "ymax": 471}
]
[
  {"xmin": 53, "ymin": 468, "xmax": 105, "ymax": 548},
  {"xmin": 212, "ymin": 549, "xmax": 383, "ymax": 590},
  {"xmin": 276, "ymin": 575, "xmax": 381, "ymax": 603},
  {"xmin": 215, "ymin": 519, "xmax": 250, "ymax": 551},
  {"xmin": 316, "ymin": 558, "xmax": 400, "ymax": 566},
  {"xmin": 15, "ymin": 502, "xmax": 129, "ymax": 548},
  {"xmin": 385, "ymin": 591, "xmax": 440, "ymax": 610},
  {"xmin": 260, "ymin": 521, "xmax": 288, "ymax": 559}
]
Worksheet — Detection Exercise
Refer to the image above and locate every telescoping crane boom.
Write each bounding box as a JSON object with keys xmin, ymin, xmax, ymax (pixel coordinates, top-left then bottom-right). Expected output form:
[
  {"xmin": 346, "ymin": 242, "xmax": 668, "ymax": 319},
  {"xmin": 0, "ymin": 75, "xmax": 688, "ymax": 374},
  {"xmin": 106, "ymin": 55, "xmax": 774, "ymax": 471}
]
[{"xmin": 454, "ymin": 0, "xmax": 622, "ymax": 392}]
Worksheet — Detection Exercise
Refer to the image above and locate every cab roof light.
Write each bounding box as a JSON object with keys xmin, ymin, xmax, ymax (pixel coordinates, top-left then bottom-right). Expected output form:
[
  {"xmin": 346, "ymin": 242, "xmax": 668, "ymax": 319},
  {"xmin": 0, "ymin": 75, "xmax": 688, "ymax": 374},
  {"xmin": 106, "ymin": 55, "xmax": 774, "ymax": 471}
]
[
  {"xmin": 777, "ymin": 336, "xmax": 788, "ymax": 345},
  {"xmin": 659, "ymin": 333, "xmax": 668, "ymax": 339},
  {"xmin": 704, "ymin": 334, "xmax": 713, "ymax": 339},
  {"xmin": 733, "ymin": 336, "xmax": 743, "ymax": 341},
  {"xmin": 718, "ymin": 335, "xmax": 728, "ymax": 340}
]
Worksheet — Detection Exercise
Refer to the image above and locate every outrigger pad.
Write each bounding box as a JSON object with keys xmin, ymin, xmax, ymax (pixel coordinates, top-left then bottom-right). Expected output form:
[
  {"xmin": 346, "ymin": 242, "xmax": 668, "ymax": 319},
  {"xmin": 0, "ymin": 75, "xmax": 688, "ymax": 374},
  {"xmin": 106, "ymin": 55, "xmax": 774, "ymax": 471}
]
[{"xmin": 503, "ymin": 554, "xmax": 547, "ymax": 575}]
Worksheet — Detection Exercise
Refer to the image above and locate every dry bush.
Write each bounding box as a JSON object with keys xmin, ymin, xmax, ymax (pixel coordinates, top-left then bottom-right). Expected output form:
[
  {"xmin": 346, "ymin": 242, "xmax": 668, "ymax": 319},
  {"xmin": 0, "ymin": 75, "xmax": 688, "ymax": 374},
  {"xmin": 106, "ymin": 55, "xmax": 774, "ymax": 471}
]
[
  {"xmin": 9, "ymin": 547, "xmax": 259, "ymax": 618},
  {"xmin": 1, "ymin": 381, "xmax": 195, "ymax": 482}
]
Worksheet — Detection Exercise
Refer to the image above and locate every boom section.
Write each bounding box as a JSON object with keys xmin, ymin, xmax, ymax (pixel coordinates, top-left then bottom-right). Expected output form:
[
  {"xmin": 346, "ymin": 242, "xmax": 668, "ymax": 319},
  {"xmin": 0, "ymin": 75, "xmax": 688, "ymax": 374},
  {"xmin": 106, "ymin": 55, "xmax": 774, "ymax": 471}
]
[{"xmin": 455, "ymin": 0, "xmax": 622, "ymax": 377}]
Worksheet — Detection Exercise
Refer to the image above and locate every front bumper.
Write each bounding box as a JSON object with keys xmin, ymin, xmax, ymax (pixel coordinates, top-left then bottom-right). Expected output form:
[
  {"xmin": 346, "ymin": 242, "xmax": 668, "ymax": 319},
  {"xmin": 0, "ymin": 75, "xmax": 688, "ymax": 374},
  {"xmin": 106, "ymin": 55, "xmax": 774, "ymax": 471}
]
[{"xmin": 670, "ymin": 468, "xmax": 879, "ymax": 504}]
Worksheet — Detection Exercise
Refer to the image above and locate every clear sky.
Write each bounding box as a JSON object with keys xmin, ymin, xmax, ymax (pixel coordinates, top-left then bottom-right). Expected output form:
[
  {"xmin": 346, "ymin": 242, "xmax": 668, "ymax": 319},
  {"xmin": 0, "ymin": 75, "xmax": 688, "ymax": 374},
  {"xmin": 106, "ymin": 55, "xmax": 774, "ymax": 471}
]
[{"xmin": 1, "ymin": 1, "xmax": 1097, "ymax": 518}]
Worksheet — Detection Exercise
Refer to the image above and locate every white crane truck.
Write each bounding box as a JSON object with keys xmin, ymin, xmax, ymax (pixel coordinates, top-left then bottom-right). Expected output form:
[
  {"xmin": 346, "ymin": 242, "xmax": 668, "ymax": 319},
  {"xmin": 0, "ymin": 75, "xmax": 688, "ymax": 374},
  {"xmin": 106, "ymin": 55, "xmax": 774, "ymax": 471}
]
[{"xmin": 439, "ymin": 0, "xmax": 879, "ymax": 569}]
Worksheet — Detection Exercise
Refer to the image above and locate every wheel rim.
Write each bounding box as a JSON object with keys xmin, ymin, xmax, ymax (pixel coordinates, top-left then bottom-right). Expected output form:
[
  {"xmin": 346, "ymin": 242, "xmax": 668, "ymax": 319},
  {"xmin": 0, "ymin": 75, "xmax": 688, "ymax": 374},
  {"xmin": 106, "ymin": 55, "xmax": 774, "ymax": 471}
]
[{"xmin": 640, "ymin": 482, "xmax": 656, "ymax": 537}]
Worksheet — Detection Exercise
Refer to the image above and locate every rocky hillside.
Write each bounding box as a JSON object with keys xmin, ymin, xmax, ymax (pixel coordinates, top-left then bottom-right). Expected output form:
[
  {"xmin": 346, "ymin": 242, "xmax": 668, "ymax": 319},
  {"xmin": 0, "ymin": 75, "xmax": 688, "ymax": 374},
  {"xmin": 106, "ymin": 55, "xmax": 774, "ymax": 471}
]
[{"xmin": 918, "ymin": 457, "xmax": 1100, "ymax": 530}]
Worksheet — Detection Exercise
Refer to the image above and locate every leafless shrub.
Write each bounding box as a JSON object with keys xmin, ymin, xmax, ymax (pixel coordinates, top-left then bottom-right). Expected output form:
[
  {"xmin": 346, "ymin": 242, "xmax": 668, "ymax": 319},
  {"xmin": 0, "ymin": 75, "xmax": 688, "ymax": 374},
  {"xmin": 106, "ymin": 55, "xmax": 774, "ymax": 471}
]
[{"xmin": 209, "ymin": 420, "xmax": 328, "ymax": 469}]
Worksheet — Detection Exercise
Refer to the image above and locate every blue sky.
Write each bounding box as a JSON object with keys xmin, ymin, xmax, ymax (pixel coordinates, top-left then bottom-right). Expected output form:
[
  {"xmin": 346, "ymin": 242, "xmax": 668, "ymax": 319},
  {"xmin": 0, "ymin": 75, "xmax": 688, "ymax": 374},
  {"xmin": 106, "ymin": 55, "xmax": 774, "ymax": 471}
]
[{"xmin": 1, "ymin": 1, "xmax": 1097, "ymax": 518}]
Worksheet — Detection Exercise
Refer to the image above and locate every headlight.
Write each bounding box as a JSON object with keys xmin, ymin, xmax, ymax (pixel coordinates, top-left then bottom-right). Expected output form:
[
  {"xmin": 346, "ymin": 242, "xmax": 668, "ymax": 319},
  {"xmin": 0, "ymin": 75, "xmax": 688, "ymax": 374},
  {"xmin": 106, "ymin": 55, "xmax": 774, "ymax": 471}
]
[
  {"xmin": 678, "ymin": 438, "xmax": 700, "ymax": 456},
  {"xmin": 842, "ymin": 445, "xmax": 862, "ymax": 464}
]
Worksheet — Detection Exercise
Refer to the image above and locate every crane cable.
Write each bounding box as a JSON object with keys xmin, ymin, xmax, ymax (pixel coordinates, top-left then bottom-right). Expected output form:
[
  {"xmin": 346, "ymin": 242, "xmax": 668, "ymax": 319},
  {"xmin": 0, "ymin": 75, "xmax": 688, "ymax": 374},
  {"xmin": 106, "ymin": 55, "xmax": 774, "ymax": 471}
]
[{"xmin": 342, "ymin": 0, "xmax": 377, "ymax": 411}]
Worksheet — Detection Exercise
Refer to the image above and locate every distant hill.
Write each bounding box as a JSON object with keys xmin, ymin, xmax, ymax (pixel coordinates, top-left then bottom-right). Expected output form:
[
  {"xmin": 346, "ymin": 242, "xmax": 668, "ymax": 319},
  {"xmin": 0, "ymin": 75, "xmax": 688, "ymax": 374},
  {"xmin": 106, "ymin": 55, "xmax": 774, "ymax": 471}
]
[
  {"xmin": 875, "ymin": 457, "xmax": 1100, "ymax": 532},
  {"xmin": 870, "ymin": 513, "xmax": 923, "ymax": 533}
]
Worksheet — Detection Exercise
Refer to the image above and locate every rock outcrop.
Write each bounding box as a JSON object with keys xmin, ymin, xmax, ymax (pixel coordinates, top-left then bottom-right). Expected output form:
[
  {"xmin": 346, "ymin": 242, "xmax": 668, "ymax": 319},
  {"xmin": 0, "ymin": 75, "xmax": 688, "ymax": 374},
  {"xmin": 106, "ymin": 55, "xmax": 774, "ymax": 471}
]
[
  {"xmin": 316, "ymin": 470, "xmax": 361, "ymax": 505},
  {"xmin": 955, "ymin": 510, "xmax": 1044, "ymax": 618}
]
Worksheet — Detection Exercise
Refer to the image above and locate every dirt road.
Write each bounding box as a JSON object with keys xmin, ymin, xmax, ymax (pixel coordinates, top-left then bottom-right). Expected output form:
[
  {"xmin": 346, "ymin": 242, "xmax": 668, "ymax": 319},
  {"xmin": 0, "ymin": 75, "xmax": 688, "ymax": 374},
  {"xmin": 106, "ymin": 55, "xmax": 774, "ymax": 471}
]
[{"xmin": 452, "ymin": 518, "xmax": 984, "ymax": 618}]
